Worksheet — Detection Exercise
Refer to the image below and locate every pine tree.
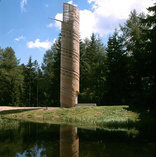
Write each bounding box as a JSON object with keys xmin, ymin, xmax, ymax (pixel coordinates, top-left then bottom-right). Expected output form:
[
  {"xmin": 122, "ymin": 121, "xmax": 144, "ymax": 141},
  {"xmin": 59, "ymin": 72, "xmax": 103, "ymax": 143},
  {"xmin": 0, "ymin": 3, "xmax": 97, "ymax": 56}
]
[
  {"xmin": 22, "ymin": 57, "xmax": 40, "ymax": 106},
  {"xmin": 42, "ymin": 35, "xmax": 61, "ymax": 106},
  {"xmin": 104, "ymin": 31, "xmax": 129, "ymax": 105},
  {"xmin": 120, "ymin": 10, "xmax": 150, "ymax": 107},
  {"xmin": 142, "ymin": 3, "xmax": 156, "ymax": 111},
  {"xmin": 79, "ymin": 34, "xmax": 107, "ymax": 105},
  {"xmin": 0, "ymin": 47, "xmax": 23, "ymax": 106}
]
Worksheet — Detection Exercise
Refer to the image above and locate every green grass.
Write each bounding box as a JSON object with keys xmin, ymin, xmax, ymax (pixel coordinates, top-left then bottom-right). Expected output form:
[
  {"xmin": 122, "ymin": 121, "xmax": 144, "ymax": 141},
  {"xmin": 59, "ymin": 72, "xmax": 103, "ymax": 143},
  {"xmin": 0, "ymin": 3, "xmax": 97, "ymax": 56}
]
[
  {"xmin": 0, "ymin": 118, "xmax": 19, "ymax": 130},
  {"xmin": 0, "ymin": 106, "xmax": 140, "ymax": 129}
]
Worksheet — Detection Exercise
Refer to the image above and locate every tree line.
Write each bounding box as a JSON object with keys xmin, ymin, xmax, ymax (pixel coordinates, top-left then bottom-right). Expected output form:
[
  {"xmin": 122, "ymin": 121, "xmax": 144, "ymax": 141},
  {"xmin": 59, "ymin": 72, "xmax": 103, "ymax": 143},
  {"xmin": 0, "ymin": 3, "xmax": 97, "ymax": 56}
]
[{"xmin": 0, "ymin": 4, "xmax": 155, "ymax": 112}]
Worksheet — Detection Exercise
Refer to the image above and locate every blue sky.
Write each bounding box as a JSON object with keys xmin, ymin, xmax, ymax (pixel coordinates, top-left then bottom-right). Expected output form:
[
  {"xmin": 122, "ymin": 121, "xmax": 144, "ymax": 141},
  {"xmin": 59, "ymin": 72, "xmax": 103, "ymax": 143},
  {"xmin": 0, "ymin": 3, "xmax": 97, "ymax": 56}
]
[{"xmin": 0, "ymin": 0, "xmax": 154, "ymax": 65}]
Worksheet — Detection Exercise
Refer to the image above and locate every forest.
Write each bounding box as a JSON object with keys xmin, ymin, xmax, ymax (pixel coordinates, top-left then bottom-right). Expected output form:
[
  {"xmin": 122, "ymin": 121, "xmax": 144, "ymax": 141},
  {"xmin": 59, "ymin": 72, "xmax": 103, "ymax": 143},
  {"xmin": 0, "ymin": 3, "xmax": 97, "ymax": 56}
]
[{"xmin": 0, "ymin": 4, "xmax": 155, "ymax": 112}]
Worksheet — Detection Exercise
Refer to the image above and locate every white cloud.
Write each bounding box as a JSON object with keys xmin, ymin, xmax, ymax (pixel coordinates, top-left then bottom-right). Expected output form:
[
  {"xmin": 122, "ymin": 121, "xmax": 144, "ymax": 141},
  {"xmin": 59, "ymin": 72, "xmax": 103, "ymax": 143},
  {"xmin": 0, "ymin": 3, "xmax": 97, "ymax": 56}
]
[
  {"xmin": 20, "ymin": 0, "xmax": 27, "ymax": 11},
  {"xmin": 47, "ymin": 23, "xmax": 53, "ymax": 28},
  {"xmin": 54, "ymin": 13, "xmax": 63, "ymax": 29},
  {"xmin": 88, "ymin": 0, "xmax": 153, "ymax": 19},
  {"xmin": 80, "ymin": 10, "xmax": 96, "ymax": 39},
  {"xmin": 67, "ymin": 1, "xmax": 73, "ymax": 4},
  {"xmin": 54, "ymin": 0, "xmax": 154, "ymax": 39},
  {"xmin": 52, "ymin": 38, "xmax": 57, "ymax": 44},
  {"xmin": 14, "ymin": 35, "xmax": 25, "ymax": 41},
  {"xmin": 81, "ymin": 0, "xmax": 154, "ymax": 38},
  {"xmin": 67, "ymin": 0, "xmax": 77, "ymax": 7},
  {"xmin": 27, "ymin": 39, "xmax": 52, "ymax": 50}
]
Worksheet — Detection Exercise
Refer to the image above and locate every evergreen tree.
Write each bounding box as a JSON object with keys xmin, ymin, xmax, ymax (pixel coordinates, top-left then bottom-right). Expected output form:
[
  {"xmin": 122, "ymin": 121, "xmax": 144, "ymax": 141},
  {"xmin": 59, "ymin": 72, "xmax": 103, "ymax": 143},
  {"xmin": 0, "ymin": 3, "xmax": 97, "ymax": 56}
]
[
  {"xmin": 0, "ymin": 47, "xmax": 23, "ymax": 106},
  {"xmin": 42, "ymin": 35, "xmax": 61, "ymax": 106},
  {"xmin": 104, "ymin": 31, "xmax": 129, "ymax": 105},
  {"xmin": 22, "ymin": 57, "xmax": 41, "ymax": 106},
  {"xmin": 120, "ymin": 10, "xmax": 149, "ymax": 107},
  {"xmin": 79, "ymin": 34, "xmax": 107, "ymax": 105},
  {"xmin": 141, "ymin": 3, "xmax": 156, "ymax": 111}
]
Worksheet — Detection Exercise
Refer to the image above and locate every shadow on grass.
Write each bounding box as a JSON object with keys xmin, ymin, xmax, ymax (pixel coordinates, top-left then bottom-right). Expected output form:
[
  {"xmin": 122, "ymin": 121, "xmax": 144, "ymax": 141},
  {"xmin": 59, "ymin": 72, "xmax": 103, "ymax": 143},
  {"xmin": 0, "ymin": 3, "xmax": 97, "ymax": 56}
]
[
  {"xmin": 125, "ymin": 106, "xmax": 156, "ymax": 142},
  {"xmin": 0, "ymin": 108, "xmax": 40, "ymax": 115},
  {"xmin": 125, "ymin": 106, "xmax": 155, "ymax": 125}
]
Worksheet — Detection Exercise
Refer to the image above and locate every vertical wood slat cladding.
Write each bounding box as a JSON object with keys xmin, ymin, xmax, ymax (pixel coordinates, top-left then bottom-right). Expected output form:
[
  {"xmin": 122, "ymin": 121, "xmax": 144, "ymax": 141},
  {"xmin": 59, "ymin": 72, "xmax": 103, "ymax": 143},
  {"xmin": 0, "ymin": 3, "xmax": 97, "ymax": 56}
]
[{"xmin": 60, "ymin": 3, "xmax": 80, "ymax": 107}]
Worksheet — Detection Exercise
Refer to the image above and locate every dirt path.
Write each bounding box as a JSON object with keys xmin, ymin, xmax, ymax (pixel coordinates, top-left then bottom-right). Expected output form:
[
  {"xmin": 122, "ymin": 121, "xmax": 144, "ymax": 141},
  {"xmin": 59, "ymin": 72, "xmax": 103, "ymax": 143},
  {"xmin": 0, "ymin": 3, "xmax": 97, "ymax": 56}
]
[{"xmin": 0, "ymin": 106, "xmax": 59, "ymax": 112}]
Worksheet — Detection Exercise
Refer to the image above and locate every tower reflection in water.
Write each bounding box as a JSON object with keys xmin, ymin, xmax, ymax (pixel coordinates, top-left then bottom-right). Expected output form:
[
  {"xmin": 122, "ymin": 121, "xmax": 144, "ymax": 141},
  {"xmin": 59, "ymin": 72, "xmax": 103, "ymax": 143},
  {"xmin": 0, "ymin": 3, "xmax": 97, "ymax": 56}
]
[{"xmin": 60, "ymin": 125, "xmax": 79, "ymax": 157}]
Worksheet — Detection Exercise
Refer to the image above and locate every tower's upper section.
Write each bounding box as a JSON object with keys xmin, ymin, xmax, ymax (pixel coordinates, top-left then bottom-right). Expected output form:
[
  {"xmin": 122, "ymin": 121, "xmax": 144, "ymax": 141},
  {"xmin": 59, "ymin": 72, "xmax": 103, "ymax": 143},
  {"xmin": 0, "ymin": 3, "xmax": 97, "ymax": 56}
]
[{"xmin": 63, "ymin": 3, "xmax": 79, "ymax": 23}]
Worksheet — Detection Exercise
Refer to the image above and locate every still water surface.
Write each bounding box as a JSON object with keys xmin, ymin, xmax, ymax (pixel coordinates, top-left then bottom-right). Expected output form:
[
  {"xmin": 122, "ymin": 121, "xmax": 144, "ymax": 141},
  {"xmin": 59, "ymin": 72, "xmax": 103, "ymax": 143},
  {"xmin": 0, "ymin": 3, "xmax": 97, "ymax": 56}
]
[{"xmin": 0, "ymin": 120, "xmax": 155, "ymax": 157}]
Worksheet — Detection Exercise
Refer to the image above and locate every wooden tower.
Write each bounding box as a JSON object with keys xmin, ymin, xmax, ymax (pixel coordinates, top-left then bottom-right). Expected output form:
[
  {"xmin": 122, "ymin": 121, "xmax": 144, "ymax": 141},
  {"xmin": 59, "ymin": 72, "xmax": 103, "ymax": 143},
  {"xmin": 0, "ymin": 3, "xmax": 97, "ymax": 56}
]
[{"xmin": 60, "ymin": 3, "xmax": 80, "ymax": 107}]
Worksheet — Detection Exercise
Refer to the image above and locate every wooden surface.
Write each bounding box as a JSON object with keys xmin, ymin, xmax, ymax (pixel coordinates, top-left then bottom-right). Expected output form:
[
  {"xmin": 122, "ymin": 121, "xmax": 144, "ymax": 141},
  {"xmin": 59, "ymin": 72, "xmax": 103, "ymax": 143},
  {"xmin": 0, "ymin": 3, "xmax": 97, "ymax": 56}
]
[{"xmin": 60, "ymin": 3, "xmax": 80, "ymax": 108}]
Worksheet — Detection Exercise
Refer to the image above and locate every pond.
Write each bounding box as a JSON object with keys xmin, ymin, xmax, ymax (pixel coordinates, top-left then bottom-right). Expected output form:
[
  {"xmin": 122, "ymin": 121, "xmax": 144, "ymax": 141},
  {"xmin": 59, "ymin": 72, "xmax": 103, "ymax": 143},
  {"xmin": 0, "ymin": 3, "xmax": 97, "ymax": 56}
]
[{"xmin": 0, "ymin": 119, "xmax": 155, "ymax": 157}]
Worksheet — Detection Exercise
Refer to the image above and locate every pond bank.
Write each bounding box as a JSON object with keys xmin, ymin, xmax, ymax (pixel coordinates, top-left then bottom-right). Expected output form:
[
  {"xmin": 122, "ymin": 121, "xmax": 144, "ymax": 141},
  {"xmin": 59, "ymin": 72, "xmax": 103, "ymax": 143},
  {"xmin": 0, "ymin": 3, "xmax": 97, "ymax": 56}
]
[{"xmin": 0, "ymin": 106, "xmax": 140, "ymax": 129}]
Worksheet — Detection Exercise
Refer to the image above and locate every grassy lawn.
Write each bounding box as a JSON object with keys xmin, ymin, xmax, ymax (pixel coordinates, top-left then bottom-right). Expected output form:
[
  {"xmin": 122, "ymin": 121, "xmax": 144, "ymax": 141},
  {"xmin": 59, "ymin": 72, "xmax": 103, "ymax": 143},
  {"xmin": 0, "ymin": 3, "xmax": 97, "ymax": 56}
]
[{"xmin": 0, "ymin": 106, "xmax": 140, "ymax": 129}]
